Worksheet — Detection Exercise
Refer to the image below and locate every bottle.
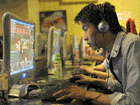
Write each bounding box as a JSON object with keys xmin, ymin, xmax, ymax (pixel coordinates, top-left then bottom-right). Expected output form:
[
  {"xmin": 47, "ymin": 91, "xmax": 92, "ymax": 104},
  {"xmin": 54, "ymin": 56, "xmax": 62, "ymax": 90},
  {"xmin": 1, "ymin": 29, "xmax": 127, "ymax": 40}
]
[
  {"xmin": 54, "ymin": 54, "xmax": 62, "ymax": 79},
  {"xmin": 87, "ymin": 47, "xmax": 92, "ymax": 56}
]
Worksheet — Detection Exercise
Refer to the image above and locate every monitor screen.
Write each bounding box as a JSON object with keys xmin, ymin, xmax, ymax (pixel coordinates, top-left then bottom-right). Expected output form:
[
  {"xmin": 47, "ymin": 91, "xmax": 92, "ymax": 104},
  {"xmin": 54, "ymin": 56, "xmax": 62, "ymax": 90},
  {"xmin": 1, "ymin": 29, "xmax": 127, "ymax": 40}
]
[
  {"xmin": 2, "ymin": 12, "xmax": 35, "ymax": 87},
  {"xmin": 35, "ymin": 32, "xmax": 47, "ymax": 60},
  {"xmin": 52, "ymin": 30, "xmax": 61, "ymax": 62},
  {"xmin": 47, "ymin": 26, "xmax": 61, "ymax": 69},
  {"xmin": 10, "ymin": 19, "xmax": 34, "ymax": 75}
]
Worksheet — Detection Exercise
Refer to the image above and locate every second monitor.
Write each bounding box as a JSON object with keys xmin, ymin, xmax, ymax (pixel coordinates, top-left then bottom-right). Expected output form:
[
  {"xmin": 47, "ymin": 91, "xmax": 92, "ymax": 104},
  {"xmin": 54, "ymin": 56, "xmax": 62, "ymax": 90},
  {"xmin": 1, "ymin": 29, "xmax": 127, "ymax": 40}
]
[
  {"xmin": 62, "ymin": 31, "xmax": 72, "ymax": 61},
  {"xmin": 47, "ymin": 26, "xmax": 61, "ymax": 74}
]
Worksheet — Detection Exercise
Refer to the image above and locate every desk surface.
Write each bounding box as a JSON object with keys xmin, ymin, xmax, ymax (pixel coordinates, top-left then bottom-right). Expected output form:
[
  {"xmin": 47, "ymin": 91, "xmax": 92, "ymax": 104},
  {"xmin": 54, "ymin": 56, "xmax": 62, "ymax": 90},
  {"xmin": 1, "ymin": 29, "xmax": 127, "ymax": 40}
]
[
  {"xmin": 8, "ymin": 98, "xmax": 89, "ymax": 105},
  {"xmin": 8, "ymin": 62, "xmax": 96, "ymax": 105}
]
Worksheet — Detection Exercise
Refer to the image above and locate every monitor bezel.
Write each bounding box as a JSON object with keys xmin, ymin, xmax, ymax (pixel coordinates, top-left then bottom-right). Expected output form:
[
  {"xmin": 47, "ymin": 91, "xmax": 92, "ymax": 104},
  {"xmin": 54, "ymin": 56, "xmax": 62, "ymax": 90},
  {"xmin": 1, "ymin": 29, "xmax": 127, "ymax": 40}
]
[
  {"xmin": 2, "ymin": 12, "xmax": 35, "ymax": 88},
  {"xmin": 47, "ymin": 26, "xmax": 61, "ymax": 69}
]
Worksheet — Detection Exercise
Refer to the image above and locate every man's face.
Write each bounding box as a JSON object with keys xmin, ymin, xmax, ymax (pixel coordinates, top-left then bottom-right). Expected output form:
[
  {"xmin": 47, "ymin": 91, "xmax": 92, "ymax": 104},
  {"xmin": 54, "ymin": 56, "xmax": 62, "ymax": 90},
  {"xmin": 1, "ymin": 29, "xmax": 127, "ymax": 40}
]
[{"xmin": 81, "ymin": 22, "xmax": 103, "ymax": 50}]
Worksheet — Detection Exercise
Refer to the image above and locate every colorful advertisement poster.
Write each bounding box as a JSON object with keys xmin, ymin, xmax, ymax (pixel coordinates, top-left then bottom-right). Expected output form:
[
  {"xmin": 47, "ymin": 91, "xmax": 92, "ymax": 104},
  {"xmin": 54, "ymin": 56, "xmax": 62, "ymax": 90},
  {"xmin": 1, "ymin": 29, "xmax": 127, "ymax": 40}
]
[{"xmin": 39, "ymin": 10, "xmax": 67, "ymax": 34}]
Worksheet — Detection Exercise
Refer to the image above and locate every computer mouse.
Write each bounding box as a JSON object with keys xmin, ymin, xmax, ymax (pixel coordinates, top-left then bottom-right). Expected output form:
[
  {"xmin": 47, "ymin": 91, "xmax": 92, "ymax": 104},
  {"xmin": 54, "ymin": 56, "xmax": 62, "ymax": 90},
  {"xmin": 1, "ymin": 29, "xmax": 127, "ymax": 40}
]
[{"xmin": 69, "ymin": 77, "xmax": 80, "ymax": 82}]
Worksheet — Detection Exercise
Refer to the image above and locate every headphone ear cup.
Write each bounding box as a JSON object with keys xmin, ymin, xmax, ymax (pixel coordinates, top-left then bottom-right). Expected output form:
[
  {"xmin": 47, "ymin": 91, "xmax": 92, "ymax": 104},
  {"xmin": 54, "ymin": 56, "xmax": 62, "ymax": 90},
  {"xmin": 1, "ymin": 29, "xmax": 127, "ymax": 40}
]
[{"xmin": 98, "ymin": 20, "xmax": 109, "ymax": 33}]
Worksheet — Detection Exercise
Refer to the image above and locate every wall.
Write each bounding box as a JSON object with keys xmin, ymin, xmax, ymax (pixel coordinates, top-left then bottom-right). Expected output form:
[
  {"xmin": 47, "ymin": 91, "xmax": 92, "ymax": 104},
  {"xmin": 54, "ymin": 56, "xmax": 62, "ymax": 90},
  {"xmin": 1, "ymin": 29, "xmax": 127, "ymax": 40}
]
[
  {"xmin": 0, "ymin": 0, "xmax": 28, "ymax": 36},
  {"xmin": 27, "ymin": 0, "xmax": 40, "ymax": 34}
]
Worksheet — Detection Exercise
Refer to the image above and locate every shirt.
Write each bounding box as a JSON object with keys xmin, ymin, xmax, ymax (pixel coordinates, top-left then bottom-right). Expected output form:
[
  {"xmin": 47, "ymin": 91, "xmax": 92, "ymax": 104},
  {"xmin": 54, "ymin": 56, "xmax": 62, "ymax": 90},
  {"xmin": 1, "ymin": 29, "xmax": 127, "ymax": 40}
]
[
  {"xmin": 102, "ymin": 58, "xmax": 108, "ymax": 71},
  {"xmin": 102, "ymin": 54, "xmax": 122, "ymax": 93},
  {"xmin": 106, "ymin": 31, "xmax": 140, "ymax": 105}
]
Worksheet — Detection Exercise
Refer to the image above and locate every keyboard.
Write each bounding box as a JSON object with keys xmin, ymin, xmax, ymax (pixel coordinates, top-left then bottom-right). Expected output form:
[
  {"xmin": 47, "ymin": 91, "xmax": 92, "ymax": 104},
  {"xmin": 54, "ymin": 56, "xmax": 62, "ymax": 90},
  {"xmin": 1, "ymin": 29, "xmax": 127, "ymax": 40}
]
[
  {"xmin": 71, "ymin": 69, "xmax": 90, "ymax": 76},
  {"xmin": 41, "ymin": 80, "xmax": 77, "ymax": 103},
  {"xmin": 47, "ymin": 80, "xmax": 69, "ymax": 86}
]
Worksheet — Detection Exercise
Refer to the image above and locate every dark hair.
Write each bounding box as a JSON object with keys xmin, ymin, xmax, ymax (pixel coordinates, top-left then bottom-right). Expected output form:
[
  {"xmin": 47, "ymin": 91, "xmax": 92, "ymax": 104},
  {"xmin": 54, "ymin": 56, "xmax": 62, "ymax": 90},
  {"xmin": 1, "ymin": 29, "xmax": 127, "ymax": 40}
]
[{"xmin": 74, "ymin": 2, "xmax": 123, "ymax": 35}]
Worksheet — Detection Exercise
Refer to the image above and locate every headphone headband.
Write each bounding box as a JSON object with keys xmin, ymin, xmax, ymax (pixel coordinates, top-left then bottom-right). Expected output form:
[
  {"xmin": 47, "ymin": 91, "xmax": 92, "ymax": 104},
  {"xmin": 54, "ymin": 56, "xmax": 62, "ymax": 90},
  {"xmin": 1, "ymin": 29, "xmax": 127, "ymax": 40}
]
[
  {"xmin": 98, "ymin": 4, "xmax": 105, "ymax": 19},
  {"xmin": 88, "ymin": 3, "xmax": 109, "ymax": 33},
  {"xmin": 97, "ymin": 4, "xmax": 109, "ymax": 33}
]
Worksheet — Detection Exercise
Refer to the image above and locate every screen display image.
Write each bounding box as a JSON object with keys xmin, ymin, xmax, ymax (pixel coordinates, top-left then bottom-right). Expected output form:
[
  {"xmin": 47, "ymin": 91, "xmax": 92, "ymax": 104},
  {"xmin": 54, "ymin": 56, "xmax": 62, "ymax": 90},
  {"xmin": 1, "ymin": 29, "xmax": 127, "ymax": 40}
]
[
  {"xmin": 10, "ymin": 19, "xmax": 35, "ymax": 75},
  {"xmin": 52, "ymin": 30, "xmax": 61, "ymax": 62}
]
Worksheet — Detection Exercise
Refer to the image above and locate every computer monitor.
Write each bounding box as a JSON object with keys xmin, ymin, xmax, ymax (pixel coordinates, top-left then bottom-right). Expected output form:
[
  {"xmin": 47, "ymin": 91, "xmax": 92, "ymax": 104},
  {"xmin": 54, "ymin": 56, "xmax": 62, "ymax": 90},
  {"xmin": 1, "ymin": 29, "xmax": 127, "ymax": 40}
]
[
  {"xmin": 62, "ymin": 31, "xmax": 72, "ymax": 61},
  {"xmin": 2, "ymin": 12, "xmax": 35, "ymax": 88},
  {"xmin": 79, "ymin": 36, "xmax": 86, "ymax": 60},
  {"xmin": 47, "ymin": 26, "xmax": 61, "ymax": 70},
  {"xmin": 72, "ymin": 35, "xmax": 80, "ymax": 61},
  {"xmin": 35, "ymin": 32, "xmax": 47, "ymax": 60}
]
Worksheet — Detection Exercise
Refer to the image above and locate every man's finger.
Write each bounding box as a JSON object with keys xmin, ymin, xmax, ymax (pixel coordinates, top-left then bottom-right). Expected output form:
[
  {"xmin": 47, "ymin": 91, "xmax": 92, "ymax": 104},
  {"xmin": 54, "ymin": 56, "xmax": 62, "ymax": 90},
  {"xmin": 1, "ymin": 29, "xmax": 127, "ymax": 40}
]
[
  {"xmin": 76, "ymin": 80, "xmax": 89, "ymax": 84},
  {"xmin": 76, "ymin": 80, "xmax": 85, "ymax": 83},
  {"xmin": 69, "ymin": 74, "xmax": 82, "ymax": 80},
  {"xmin": 56, "ymin": 93, "xmax": 72, "ymax": 101},
  {"xmin": 53, "ymin": 89, "xmax": 65, "ymax": 97},
  {"xmin": 79, "ymin": 65, "xmax": 88, "ymax": 69}
]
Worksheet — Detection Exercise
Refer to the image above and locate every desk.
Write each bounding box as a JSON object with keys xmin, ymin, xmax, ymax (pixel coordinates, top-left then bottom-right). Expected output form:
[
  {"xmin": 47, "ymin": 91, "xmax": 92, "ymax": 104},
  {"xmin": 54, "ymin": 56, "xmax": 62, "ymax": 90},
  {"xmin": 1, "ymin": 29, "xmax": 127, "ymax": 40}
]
[
  {"xmin": 8, "ymin": 98, "xmax": 91, "ymax": 105},
  {"xmin": 8, "ymin": 64, "xmax": 96, "ymax": 105}
]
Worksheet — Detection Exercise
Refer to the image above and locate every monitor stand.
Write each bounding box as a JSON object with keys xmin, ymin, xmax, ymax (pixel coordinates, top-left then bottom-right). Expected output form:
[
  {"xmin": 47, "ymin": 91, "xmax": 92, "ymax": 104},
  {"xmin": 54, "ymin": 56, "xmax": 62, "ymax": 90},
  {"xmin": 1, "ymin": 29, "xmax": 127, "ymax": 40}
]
[{"xmin": 8, "ymin": 82, "xmax": 40, "ymax": 98}]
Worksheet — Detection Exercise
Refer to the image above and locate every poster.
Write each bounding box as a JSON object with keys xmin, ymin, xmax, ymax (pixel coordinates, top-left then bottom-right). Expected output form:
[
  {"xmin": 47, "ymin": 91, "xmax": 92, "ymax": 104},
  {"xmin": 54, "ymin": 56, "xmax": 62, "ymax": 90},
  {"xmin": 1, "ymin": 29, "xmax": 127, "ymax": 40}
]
[
  {"xmin": 39, "ymin": 10, "xmax": 67, "ymax": 34},
  {"xmin": 117, "ymin": 13, "xmax": 122, "ymax": 20},
  {"xmin": 123, "ymin": 11, "xmax": 131, "ymax": 21}
]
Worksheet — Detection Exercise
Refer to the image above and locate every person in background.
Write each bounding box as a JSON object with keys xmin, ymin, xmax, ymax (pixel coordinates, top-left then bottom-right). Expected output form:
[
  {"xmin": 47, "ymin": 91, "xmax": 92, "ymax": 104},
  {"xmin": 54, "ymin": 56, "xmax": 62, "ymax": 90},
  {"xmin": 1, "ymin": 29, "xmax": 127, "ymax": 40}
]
[{"xmin": 53, "ymin": 2, "xmax": 140, "ymax": 104}]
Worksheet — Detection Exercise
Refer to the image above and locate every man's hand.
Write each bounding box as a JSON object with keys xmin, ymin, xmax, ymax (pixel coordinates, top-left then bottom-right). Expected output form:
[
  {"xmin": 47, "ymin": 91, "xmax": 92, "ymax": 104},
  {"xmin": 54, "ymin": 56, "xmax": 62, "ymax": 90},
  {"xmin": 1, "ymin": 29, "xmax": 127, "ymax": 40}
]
[
  {"xmin": 53, "ymin": 85, "xmax": 93, "ymax": 101},
  {"xmin": 69, "ymin": 74, "xmax": 96, "ymax": 84},
  {"xmin": 79, "ymin": 65, "xmax": 95, "ymax": 74}
]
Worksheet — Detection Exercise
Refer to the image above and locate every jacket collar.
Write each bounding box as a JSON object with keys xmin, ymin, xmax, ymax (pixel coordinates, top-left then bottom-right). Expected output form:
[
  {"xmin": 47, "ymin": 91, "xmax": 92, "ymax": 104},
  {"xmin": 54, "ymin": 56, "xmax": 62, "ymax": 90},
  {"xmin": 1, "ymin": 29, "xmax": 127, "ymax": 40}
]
[{"xmin": 110, "ymin": 31, "xmax": 126, "ymax": 58}]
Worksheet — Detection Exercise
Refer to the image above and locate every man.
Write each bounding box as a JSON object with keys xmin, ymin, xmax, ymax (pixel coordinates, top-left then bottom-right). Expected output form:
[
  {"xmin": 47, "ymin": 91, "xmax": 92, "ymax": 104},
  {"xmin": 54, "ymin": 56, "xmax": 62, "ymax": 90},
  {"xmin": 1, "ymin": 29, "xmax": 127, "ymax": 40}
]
[{"xmin": 53, "ymin": 2, "xmax": 140, "ymax": 104}]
